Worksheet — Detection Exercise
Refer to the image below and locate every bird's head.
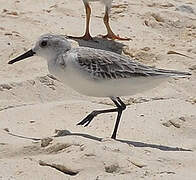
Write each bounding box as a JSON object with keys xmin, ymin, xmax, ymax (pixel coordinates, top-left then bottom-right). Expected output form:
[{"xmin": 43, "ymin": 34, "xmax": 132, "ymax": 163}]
[{"xmin": 8, "ymin": 34, "xmax": 71, "ymax": 64}]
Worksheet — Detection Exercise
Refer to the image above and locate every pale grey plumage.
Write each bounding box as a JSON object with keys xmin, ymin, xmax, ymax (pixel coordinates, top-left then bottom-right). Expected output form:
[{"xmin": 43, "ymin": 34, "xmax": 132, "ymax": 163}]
[
  {"xmin": 9, "ymin": 34, "xmax": 191, "ymax": 82},
  {"xmin": 58, "ymin": 47, "xmax": 191, "ymax": 81}
]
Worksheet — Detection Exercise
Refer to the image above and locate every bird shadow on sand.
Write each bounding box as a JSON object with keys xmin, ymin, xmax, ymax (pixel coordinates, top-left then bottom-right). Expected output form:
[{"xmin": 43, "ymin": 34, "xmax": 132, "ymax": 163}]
[
  {"xmin": 53, "ymin": 129, "xmax": 192, "ymax": 152},
  {"xmin": 67, "ymin": 36, "xmax": 126, "ymax": 54},
  {"xmin": 5, "ymin": 129, "xmax": 192, "ymax": 152}
]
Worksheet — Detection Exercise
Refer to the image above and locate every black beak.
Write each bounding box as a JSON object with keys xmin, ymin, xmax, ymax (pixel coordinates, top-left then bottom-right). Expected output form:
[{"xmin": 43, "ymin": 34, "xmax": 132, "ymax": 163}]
[{"xmin": 8, "ymin": 49, "xmax": 35, "ymax": 64}]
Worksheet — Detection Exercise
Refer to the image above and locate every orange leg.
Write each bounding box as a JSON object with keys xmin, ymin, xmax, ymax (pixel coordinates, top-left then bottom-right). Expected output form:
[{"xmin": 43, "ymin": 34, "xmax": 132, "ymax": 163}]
[
  {"xmin": 68, "ymin": 3, "xmax": 93, "ymax": 40},
  {"xmin": 102, "ymin": 8, "xmax": 131, "ymax": 41}
]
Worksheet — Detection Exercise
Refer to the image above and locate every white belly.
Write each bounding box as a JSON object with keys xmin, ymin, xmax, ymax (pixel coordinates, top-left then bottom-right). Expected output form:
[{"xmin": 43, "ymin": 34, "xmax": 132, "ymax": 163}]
[
  {"xmin": 48, "ymin": 61, "xmax": 168, "ymax": 98},
  {"xmin": 83, "ymin": 0, "xmax": 112, "ymax": 7}
]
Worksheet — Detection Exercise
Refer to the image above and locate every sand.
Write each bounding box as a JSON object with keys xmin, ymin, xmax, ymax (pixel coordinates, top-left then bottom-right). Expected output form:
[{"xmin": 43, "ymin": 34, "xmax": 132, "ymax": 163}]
[{"xmin": 0, "ymin": 0, "xmax": 196, "ymax": 179}]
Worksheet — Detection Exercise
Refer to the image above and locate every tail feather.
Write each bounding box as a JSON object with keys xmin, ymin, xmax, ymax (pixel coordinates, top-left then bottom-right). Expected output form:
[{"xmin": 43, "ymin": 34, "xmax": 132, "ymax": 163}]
[{"xmin": 153, "ymin": 68, "xmax": 191, "ymax": 77}]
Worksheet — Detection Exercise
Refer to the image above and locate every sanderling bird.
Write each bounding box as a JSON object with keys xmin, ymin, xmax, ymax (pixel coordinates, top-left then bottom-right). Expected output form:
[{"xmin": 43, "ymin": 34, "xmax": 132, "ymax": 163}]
[
  {"xmin": 8, "ymin": 34, "xmax": 191, "ymax": 139},
  {"xmin": 68, "ymin": 0, "xmax": 130, "ymax": 40}
]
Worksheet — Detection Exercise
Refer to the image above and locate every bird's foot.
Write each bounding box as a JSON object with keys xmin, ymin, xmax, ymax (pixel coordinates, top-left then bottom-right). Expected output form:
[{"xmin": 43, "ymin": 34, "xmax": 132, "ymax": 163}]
[
  {"xmin": 111, "ymin": 133, "xmax": 117, "ymax": 139},
  {"xmin": 67, "ymin": 34, "xmax": 93, "ymax": 41},
  {"xmin": 77, "ymin": 113, "xmax": 96, "ymax": 127},
  {"xmin": 101, "ymin": 33, "xmax": 131, "ymax": 41}
]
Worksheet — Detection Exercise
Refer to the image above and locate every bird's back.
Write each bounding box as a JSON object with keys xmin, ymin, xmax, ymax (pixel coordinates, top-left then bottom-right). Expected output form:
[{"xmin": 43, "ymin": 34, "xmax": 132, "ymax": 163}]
[{"xmin": 69, "ymin": 47, "xmax": 191, "ymax": 81}]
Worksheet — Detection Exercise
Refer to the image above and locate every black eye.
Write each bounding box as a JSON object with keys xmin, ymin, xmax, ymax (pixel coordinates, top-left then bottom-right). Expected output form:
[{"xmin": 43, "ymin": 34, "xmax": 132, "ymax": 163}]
[{"xmin": 40, "ymin": 40, "xmax": 48, "ymax": 47}]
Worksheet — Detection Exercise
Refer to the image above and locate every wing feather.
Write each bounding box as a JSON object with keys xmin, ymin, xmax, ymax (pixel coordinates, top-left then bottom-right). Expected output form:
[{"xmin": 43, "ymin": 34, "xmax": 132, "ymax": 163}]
[{"xmin": 70, "ymin": 47, "xmax": 190, "ymax": 80}]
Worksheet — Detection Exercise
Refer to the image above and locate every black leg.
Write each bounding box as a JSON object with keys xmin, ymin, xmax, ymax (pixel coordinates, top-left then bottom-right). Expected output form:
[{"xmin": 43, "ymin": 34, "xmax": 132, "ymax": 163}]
[
  {"xmin": 77, "ymin": 108, "xmax": 118, "ymax": 127},
  {"xmin": 116, "ymin": 97, "xmax": 126, "ymax": 109},
  {"xmin": 76, "ymin": 97, "xmax": 126, "ymax": 139},
  {"xmin": 111, "ymin": 109, "xmax": 122, "ymax": 139},
  {"xmin": 111, "ymin": 97, "xmax": 126, "ymax": 139}
]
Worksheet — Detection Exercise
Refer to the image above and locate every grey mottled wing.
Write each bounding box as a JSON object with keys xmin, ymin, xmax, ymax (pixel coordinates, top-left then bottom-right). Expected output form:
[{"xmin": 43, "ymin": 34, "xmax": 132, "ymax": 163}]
[{"xmin": 72, "ymin": 48, "xmax": 190, "ymax": 80}]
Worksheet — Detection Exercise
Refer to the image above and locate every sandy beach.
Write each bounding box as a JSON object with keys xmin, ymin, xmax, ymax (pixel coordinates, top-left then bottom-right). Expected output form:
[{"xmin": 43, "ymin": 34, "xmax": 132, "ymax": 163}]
[{"xmin": 0, "ymin": 0, "xmax": 196, "ymax": 179}]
